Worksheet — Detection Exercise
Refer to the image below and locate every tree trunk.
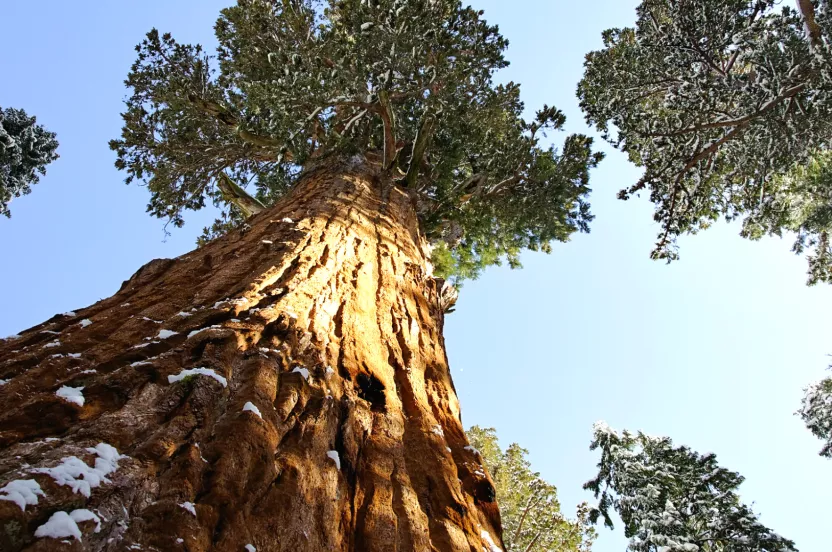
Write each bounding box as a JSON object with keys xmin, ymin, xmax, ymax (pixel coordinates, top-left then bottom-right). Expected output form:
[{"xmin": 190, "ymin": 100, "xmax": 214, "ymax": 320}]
[{"xmin": 0, "ymin": 155, "xmax": 503, "ymax": 552}]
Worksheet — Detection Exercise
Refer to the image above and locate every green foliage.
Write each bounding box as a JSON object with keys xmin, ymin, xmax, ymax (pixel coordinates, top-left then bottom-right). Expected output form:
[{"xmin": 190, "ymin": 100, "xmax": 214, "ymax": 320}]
[
  {"xmin": 467, "ymin": 426, "xmax": 595, "ymax": 552},
  {"xmin": 579, "ymin": 0, "xmax": 832, "ymax": 283},
  {"xmin": 797, "ymin": 368, "xmax": 832, "ymax": 459},
  {"xmin": 112, "ymin": 0, "xmax": 601, "ymax": 281},
  {"xmin": 585, "ymin": 422, "xmax": 797, "ymax": 552},
  {"xmin": 0, "ymin": 107, "xmax": 59, "ymax": 218}
]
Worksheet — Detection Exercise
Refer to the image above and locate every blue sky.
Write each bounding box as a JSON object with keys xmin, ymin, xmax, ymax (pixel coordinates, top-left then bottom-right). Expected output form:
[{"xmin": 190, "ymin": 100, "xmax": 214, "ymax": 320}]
[{"xmin": 1, "ymin": 2, "xmax": 830, "ymax": 551}]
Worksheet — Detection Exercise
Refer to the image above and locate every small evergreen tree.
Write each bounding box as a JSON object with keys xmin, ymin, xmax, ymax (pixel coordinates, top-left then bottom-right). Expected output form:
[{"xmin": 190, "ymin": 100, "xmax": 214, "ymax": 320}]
[
  {"xmin": 578, "ymin": 0, "xmax": 832, "ymax": 283},
  {"xmin": 798, "ymin": 369, "xmax": 832, "ymax": 458},
  {"xmin": 467, "ymin": 426, "xmax": 596, "ymax": 552},
  {"xmin": 584, "ymin": 422, "xmax": 797, "ymax": 552},
  {"xmin": 0, "ymin": 106, "xmax": 59, "ymax": 217}
]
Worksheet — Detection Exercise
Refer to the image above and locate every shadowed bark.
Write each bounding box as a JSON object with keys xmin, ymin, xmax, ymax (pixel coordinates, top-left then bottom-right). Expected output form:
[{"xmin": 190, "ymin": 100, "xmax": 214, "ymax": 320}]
[{"xmin": 0, "ymin": 154, "xmax": 502, "ymax": 551}]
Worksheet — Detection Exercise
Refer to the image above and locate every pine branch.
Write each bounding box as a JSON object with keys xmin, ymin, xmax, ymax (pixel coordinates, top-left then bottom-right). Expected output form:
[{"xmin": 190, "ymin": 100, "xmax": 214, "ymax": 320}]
[
  {"xmin": 404, "ymin": 112, "xmax": 436, "ymax": 188},
  {"xmin": 796, "ymin": 0, "xmax": 823, "ymax": 49},
  {"xmin": 216, "ymin": 172, "xmax": 265, "ymax": 218},
  {"xmin": 377, "ymin": 90, "xmax": 398, "ymax": 169},
  {"xmin": 186, "ymin": 93, "xmax": 289, "ymax": 158},
  {"xmin": 514, "ymin": 492, "xmax": 541, "ymax": 544},
  {"xmin": 644, "ymin": 84, "xmax": 806, "ymax": 137}
]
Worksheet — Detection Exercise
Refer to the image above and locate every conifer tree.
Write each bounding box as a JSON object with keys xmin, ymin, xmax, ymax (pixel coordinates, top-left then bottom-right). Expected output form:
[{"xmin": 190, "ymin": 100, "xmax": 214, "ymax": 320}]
[
  {"xmin": 467, "ymin": 426, "xmax": 596, "ymax": 552},
  {"xmin": 0, "ymin": 106, "xmax": 59, "ymax": 217},
  {"xmin": 0, "ymin": 2, "xmax": 600, "ymax": 550},
  {"xmin": 798, "ymin": 369, "xmax": 832, "ymax": 458},
  {"xmin": 578, "ymin": 0, "xmax": 832, "ymax": 283},
  {"xmin": 584, "ymin": 422, "xmax": 797, "ymax": 552}
]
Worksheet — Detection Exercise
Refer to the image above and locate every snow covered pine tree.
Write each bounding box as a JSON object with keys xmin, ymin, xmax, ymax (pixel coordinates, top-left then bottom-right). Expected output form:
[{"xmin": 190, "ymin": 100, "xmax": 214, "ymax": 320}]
[
  {"xmin": 579, "ymin": 0, "xmax": 832, "ymax": 284},
  {"xmin": 585, "ymin": 423, "xmax": 797, "ymax": 552},
  {"xmin": 0, "ymin": 1, "xmax": 601, "ymax": 550},
  {"xmin": 0, "ymin": 106, "xmax": 59, "ymax": 218},
  {"xmin": 798, "ymin": 369, "xmax": 832, "ymax": 458}
]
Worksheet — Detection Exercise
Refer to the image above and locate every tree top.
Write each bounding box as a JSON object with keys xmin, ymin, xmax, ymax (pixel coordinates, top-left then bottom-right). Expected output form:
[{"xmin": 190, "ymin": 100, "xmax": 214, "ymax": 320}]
[{"xmin": 111, "ymin": 0, "xmax": 602, "ymax": 281}]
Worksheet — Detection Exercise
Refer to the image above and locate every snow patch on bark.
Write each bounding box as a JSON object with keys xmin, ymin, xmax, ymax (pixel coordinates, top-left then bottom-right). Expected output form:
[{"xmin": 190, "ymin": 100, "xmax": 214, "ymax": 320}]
[
  {"xmin": 180, "ymin": 502, "xmax": 197, "ymax": 516},
  {"xmin": 56, "ymin": 386, "xmax": 85, "ymax": 406},
  {"xmin": 168, "ymin": 368, "xmax": 228, "ymax": 388},
  {"xmin": 0, "ymin": 479, "xmax": 44, "ymax": 511},
  {"xmin": 481, "ymin": 530, "xmax": 503, "ymax": 552},
  {"xmin": 292, "ymin": 367, "xmax": 310, "ymax": 380},
  {"xmin": 195, "ymin": 443, "xmax": 207, "ymax": 462},
  {"xmin": 242, "ymin": 402, "xmax": 262, "ymax": 418},
  {"xmin": 131, "ymin": 342, "xmax": 155, "ymax": 349},
  {"xmin": 187, "ymin": 325, "xmax": 223, "ymax": 338},
  {"xmin": 34, "ymin": 509, "xmax": 101, "ymax": 541},
  {"xmin": 326, "ymin": 450, "xmax": 341, "ymax": 470},
  {"xmin": 0, "ymin": 379, "xmax": 8, "ymax": 386},
  {"xmin": 79, "ymin": 319, "xmax": 93, "ymax": 328},
  {"xmin": 157, "ymin": 329, "xmax": 178, "ymax": 339},
  {"xmin": 43, "ymin": 340, "xmax": 61, "ymax": 348},
  {"xmin": 32, "ymin": 443, "xmax": 127, "ymax": 498}
]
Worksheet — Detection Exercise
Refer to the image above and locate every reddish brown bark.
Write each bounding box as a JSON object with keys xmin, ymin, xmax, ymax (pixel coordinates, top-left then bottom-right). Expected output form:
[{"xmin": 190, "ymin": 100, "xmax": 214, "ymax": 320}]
[{"xmin": 0, "ymin": 155, "xmax": 502, "ymax": 551}]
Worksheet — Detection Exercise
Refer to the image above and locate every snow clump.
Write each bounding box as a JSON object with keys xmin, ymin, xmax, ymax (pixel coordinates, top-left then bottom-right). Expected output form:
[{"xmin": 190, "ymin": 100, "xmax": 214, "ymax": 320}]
[
  {"xmin": 32, "ymin": 443, "xmax": 127, "ymax": 498},
  {"xmin": 243, "ymin": 402, "xmax": 262, "ymax": 419},
  {"xmin": 0, "ymin": 479, "xmax": 45, "ymax": 511},
  {"xmin": 292, "ymin": 367, "xmax": 310, "ymax": 380},
  {"xmin": 168, "ymin": 368, "xmax": 228, "ymax": 388},
  {"xmin": 481, "ymin": 529, "xmax": 503, "ymax": 552},
  {"xmin": 326, "ymin": 450, "xmax": 341, "ymax": 470},
  {"xmin": 180, "ymin": 502, "xmax": 197, "ymax": 516},
  {"xmin": 56, "ymin": 386, "xmax": 85, "ymax": 407},
  {"xmin": 34, "ymin": 509, "xmax": 101, "ymax": 541}
]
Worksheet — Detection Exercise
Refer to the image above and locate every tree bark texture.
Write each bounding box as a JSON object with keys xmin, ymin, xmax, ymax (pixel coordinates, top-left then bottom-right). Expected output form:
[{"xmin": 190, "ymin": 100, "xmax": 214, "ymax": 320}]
[{"xmin": 0, "ymin": 155, "xmax": 503, "ymax": 551}]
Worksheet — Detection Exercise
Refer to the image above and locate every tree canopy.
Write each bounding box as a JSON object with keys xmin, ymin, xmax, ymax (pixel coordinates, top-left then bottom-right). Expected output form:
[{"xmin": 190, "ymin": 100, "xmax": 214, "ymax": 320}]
[
  {"xmin": 466, "ymin": 426, "xmax": 595, "ymax": 552},
  {"xmin": 798, "ymin": 369, "xmax": 832, "ymax": 458},
  {"xmin": 111, "ymin": 0, "xmax": 602, "ymax": 281},
  {"xmin": 584, "ymin": 422, "xmax": 796, "ymax": 552},
  {"xmin": 579, "ymin": 0, "xmax": 832, "ymax": 283},
  {"xmin": 0, "ymin": 106, "xmax": 59, "ymax": 218}
]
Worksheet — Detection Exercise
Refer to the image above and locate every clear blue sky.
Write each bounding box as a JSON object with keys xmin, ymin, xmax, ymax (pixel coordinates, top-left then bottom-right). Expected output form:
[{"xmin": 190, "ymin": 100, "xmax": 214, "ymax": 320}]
[{"xmin": 1, "ymin": 2, "xmax": 830, "ymax": 551}]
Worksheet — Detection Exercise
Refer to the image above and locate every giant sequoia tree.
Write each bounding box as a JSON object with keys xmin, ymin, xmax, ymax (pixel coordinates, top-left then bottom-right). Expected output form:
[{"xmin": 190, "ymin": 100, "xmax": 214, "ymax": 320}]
[
  {"xmin": 579, "ymin": 0, "xmax": 832, "ymax": 283},
  {"xmin": 0, "ymin": 1, "xmax": 600, "ymax": 550}
]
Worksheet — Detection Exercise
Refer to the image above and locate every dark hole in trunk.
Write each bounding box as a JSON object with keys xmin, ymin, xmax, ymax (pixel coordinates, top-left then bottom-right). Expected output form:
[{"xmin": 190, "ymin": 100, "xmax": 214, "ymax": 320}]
[{"xmin": 356, "ymin": 372, "xmax": 386, "ymax": 412}]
